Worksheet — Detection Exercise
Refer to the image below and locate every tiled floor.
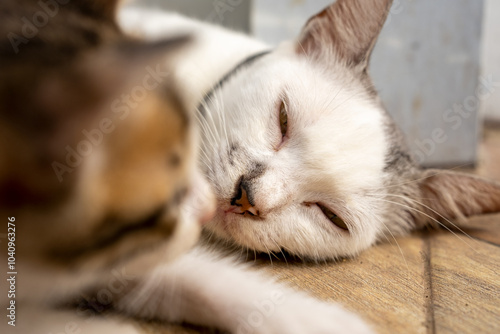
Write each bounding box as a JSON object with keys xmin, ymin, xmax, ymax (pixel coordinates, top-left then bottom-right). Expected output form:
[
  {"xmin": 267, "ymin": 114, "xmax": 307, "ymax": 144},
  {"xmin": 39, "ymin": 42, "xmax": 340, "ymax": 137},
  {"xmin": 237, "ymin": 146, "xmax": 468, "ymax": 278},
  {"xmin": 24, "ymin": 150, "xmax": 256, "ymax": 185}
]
[{"xmin": 142, "ymin": 125, "xmax": 500, "ymax": 334}]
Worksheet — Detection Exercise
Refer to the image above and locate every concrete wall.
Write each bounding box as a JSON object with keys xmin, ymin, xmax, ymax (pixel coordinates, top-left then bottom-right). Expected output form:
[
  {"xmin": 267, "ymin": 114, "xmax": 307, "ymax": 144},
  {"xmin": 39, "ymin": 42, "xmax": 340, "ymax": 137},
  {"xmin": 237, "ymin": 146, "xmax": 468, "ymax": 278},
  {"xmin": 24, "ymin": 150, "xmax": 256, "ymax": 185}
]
[
  {"xmin": 481, "ymin": 0, "xmax": 500, "ymax": 123},
  {"xmin": 129, "ymin": 0, "xmax": 251, "ymax": 32},
  {"xmin": 371, "ymin": 0, "xmax": 484, "ymax": 166}
]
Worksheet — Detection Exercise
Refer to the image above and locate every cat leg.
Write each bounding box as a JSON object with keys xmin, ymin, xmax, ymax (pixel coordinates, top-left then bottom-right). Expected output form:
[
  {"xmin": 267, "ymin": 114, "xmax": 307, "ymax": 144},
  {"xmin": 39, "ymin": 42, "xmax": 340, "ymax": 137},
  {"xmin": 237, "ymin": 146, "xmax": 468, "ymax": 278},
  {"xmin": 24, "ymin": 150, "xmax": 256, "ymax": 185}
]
[{"xmin": 116, "ymin": 247, "xmax": 374, "ymax": 334}]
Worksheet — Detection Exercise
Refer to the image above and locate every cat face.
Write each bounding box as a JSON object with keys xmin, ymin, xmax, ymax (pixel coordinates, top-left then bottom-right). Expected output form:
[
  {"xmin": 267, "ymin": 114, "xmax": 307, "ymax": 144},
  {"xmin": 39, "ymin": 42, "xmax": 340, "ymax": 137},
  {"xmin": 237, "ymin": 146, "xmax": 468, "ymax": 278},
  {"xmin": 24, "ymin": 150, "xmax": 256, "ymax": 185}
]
[
  {"xmin": 0, "ymin": 0, "xmax": 215, "ymax": 302},
  {"xmin": 202, "ymin": 0, "xmax": 500, "ymax": 260},
  {"xmin": 203, "ymin": 53, "xmax": 389, "ymax": 258}
]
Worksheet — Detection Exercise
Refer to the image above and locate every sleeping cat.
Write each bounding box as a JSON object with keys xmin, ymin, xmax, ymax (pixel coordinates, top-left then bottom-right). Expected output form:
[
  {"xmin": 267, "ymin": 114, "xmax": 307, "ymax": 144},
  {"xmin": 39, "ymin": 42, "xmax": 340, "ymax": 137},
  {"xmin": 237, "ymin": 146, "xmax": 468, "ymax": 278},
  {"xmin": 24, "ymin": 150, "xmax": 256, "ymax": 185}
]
[
  {"xmin": 121, "ymin": 0, "xmax": 500, "ymax": 261},
  {"xmin": 1, "ymin": 1, "xmax": 374, "ymax": 333}
]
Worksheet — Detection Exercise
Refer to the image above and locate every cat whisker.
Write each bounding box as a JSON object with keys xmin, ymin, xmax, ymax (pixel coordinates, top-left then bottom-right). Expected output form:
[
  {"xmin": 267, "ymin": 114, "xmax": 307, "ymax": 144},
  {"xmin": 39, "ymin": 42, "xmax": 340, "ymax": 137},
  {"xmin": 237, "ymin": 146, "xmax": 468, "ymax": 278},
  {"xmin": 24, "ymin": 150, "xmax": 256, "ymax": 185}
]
[
  {"xmin": 364, "ymin": 164, "xmax": 475, "ymax": 193},
  {"xmin": 328, "ymin": 92, "xmax": 363, "ymax": 115},
  {"xmin": 194, "ymin": 121, "xmax": 214, "ymax": 156},
  {"xmin": 194, "ymin": 107, "xmax": 218, "ymax": 152},
  {"xmin": 379, "ymin": 221, "xmax": 411, "ymax": 281},
  {"xmin": 373, "ymin": 198, "xmax": 479, "ymax": 253},
  {"xmin": 194, "ymin": 116, "xmax": 222, "ymax": 176},
  {"xmin": 272, "ymin": 239, "xmax": 288, "ymax": 266},
  {"xmin": 197, "ymin": 101, "xmax": 221, "ymax": 144},
  {"xmin": 198, "ymin": 154, "xmax": 215, "ymax": 175},
  {"xmin": 377, "ymin": 224, "xmax": 394, "ymax": 245},
  {"xmin": 213, "ymin": 90, "xmax": 231, "ymax": 153},
  {"xmin": 262, "ymin": 243, "xmax": 274, "ymax": 266},
  {"xmin": 204, "ymin": 228, "xmax": 216, "ymax": 245},
  {"xmin": 270, "ymin": 250, "xmax": 281, "ymax": 261},
  {"xmin": 204, "ymin": 94, "xmax": 224, "ymax": 145},
  {"xmin": 324, "ymin": 87, "xmax": 343, "ymax": 113},
  {"xmin": 382, "ymin": 193, "xmax": 478, "ymax": 243},
  {"xmin": 296, "ymin": 39, "xmax": 314, "ymax": 65}
]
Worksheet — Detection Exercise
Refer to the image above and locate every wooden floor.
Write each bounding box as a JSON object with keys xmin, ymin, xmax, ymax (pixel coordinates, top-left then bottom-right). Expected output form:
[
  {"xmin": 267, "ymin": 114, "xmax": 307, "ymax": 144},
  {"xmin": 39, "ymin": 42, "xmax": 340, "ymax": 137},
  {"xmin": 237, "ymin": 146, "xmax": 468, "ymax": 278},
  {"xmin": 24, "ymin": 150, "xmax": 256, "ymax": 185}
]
[{"xmin": 140, "ymin": 126, "xmax": 500, "ymax": 334}]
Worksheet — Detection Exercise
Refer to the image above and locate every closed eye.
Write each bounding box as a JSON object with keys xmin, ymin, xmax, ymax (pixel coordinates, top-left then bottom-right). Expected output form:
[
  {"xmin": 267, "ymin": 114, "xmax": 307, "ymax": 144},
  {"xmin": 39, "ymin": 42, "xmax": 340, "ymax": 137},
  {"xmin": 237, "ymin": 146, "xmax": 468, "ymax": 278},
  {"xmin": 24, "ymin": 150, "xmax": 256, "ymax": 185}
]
[
  {"xmin": 317, "ymin": 204, "xmax": 349, "ymax": 231},
  {"xmin": 279, "ymin": 100, "xmax": 288, "ymax": 138},
  {"xmin": 276, "ymin": 98, "xmax": 289, "ymax": 150}
]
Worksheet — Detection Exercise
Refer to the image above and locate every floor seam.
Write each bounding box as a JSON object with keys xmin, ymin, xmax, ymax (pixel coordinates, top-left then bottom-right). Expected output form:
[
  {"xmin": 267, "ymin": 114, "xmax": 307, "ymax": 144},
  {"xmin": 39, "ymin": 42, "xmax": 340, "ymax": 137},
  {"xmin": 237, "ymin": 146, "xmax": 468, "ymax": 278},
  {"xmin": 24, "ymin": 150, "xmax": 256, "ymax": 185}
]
[{"xmin": 423, "ymin": 233, "xmax": 436, "ymax": 334}]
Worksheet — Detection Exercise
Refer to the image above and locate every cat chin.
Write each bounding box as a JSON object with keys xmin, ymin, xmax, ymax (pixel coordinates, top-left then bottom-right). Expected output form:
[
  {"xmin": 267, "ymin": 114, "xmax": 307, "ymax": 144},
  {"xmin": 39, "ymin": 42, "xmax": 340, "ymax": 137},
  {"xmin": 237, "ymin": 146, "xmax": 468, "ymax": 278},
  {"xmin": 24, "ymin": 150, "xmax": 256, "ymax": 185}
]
[{"xmin": 205, "ymin": 212, "xmax": 377, "ymax": 261}]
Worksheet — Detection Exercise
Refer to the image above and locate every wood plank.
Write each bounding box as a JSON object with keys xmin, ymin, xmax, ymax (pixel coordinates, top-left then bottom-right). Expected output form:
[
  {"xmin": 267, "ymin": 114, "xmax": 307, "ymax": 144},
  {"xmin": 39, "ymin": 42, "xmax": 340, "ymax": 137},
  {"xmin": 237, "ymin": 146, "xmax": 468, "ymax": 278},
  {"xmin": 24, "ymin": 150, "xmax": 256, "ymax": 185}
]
[
  {"xmin": 258, "ymin": 236, "xmax": 428, "ymax": 334},
  {"xmin": 429, "ymin": 232, "xmax": 500, "ymax": 334},
  {"xmin": 461, "ymin": 213, "xmax": 500, "ymax": 246}
]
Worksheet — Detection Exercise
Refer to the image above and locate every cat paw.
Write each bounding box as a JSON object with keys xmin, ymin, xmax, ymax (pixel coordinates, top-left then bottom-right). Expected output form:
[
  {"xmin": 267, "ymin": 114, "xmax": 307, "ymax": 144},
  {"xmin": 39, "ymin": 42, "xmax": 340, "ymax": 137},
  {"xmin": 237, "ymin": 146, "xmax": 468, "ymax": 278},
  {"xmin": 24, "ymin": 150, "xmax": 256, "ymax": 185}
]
[{"xmin": 234, "ymin": 292, "xmax": 374, "ymax": 334}]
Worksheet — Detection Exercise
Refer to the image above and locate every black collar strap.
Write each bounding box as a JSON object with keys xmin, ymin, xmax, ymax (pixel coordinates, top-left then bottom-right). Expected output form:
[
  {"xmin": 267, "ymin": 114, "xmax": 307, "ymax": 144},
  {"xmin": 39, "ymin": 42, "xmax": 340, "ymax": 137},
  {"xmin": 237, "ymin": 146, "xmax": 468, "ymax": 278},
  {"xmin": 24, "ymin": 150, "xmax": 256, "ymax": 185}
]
[{"xmin": 198, "ymin": 50, "xmax": 271, "ymax": 115}]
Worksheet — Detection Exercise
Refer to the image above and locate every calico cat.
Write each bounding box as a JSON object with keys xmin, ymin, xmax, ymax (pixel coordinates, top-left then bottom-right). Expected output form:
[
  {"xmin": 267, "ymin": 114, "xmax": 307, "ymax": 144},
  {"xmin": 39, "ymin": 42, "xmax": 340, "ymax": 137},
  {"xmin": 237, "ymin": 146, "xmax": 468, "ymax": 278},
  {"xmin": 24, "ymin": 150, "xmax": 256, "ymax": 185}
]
[
  {"xmin": 1, "ymin": 1, "xmax": 375, "ymax": 333},
  {"xmin": 121, "ymin": 0, "xmax": 500, "ymax": 261},
  {"xmin": 0, "ymin": 0, "xmax": 211, "ymax": 324}
]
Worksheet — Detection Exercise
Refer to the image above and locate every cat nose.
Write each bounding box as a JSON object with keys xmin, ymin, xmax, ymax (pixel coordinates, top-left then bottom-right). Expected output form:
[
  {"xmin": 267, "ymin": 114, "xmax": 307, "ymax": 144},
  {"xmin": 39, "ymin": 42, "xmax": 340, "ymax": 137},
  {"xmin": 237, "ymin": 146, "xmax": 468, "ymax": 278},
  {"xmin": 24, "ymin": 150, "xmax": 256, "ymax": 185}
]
[{"xmin": 230, "ymin": 180, "xmax": 259, "ymax": 216}]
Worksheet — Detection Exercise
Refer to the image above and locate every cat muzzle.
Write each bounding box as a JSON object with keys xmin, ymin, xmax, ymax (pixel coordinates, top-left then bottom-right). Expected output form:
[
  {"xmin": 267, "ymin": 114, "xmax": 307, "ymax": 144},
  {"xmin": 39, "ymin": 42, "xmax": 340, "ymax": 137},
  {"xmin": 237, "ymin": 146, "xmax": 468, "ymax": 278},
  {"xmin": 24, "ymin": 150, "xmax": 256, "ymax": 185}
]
[{"xmin": 229, "ymin": 181, "xmax": 259, "ymax": 216}]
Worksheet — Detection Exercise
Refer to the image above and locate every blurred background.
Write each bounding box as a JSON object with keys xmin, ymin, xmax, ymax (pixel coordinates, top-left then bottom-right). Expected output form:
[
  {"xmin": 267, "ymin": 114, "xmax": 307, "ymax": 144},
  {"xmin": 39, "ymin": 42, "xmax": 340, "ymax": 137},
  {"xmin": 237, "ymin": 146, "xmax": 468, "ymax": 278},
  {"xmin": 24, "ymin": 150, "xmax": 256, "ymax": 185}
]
[{"xmin": 130, "ymin": 0, "xmax": 499, "ymax": 167}]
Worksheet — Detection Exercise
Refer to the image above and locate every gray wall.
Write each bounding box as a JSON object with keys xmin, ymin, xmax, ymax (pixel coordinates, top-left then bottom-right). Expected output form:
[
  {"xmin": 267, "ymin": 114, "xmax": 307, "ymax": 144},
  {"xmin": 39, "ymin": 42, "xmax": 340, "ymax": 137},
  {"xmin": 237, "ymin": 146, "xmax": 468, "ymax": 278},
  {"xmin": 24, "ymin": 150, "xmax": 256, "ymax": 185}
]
[
  {"xmin": 481, "ymin": 0, "xmax": 500, "ymax": 123},
  {"xmin": 129, "ymin": 0, "xmax": 251, "ymax": 32},
  {"xmin": 371, "ymin": 0, "xmax": 484, "ymax": 166},
  {"xmin": 252, "ymin": 0, "xmax": 332, "ymax": 44}
]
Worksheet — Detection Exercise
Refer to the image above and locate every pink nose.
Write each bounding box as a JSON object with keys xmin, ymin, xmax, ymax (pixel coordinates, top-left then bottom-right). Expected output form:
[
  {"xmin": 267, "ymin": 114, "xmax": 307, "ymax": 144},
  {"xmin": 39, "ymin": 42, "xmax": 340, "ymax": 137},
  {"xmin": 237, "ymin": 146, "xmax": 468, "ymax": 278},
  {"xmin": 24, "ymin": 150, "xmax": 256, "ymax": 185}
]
[{"xmin": 230, "ymin": 183, "xmax": 259, "ymax": 216}]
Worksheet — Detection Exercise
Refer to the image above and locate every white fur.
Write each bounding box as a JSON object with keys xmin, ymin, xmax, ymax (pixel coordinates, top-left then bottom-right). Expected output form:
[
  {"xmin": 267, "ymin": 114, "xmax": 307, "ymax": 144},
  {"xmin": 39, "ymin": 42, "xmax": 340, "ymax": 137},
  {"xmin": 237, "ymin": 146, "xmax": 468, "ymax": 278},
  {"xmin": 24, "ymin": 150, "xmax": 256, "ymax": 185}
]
[{"xmin": 117, "ymin": 249, "xmax": 373, "ymax": 334}]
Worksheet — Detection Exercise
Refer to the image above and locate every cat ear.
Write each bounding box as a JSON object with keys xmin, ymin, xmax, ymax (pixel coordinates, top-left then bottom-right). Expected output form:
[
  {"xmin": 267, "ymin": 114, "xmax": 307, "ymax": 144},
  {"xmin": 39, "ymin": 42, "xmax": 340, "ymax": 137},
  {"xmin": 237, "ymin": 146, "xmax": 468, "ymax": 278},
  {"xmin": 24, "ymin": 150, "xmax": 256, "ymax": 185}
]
[
  {"xmin": 296, "ymin": 0, "xmax": 393, "ymax": 71},
  {"xmin": 416, "ymin": 169, "xmax": 500, "ymax": 228}
]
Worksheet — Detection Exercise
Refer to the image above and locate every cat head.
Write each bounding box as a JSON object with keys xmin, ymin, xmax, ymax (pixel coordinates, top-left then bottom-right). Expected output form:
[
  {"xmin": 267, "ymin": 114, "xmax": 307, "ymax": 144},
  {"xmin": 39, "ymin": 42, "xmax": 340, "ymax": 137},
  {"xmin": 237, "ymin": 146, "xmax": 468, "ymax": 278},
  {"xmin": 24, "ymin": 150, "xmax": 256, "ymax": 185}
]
[
  {"xmin": 202, "ymin": 0, "xmax": 500, "ymax": 260},
  {"xmin": 0, "ymin": 0, "xmax": 214, "ymax": 302}
]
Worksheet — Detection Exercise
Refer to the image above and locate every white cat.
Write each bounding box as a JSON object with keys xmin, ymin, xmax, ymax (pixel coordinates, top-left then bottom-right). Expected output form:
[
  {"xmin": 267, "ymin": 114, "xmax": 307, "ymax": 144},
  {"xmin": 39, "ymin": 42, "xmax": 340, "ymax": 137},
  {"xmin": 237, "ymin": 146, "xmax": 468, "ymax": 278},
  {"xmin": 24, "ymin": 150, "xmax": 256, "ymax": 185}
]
[{"xmin": 121, "ymin": 0, "xmax": 500, "ymax": 263}]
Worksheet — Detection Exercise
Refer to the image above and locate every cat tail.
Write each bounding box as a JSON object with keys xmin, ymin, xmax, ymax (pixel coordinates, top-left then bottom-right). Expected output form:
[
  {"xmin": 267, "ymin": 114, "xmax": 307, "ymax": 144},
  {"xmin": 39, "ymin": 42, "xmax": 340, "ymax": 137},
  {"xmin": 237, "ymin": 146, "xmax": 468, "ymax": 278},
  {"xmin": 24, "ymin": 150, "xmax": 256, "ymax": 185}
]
[{"xmin": 415, "ymin": 169, "xmax": 500, "ymax": 228}]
